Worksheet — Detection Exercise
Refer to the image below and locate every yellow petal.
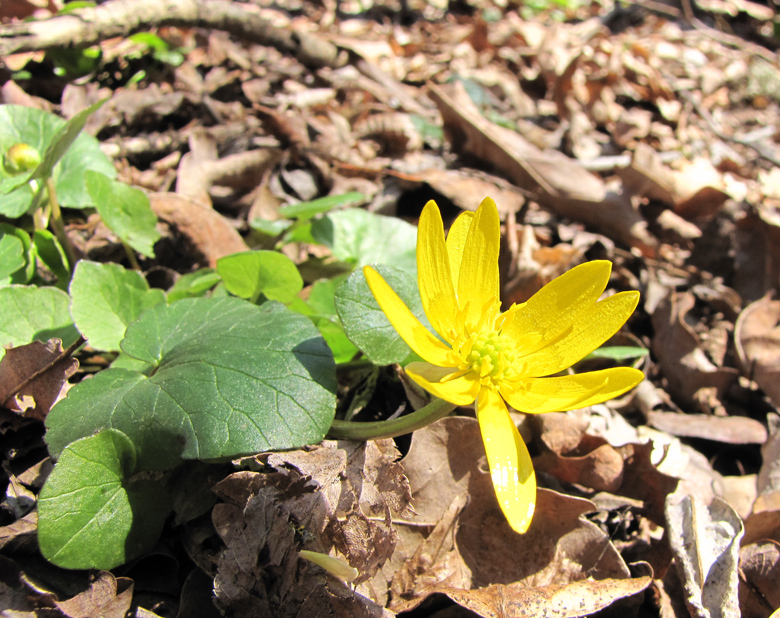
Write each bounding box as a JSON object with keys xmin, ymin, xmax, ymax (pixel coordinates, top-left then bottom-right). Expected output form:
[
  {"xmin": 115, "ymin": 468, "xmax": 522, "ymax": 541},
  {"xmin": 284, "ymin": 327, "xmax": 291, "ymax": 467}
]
[
  {"xmin": 476, "ymin": 387, "xmax": 536, "ymax": 533},
  {"xmin": 457, "ymin": 197, "xmax": 501, "ymax": 329},
  {"xmin": 500, "ymin": 367, "xmax": 644, "ymax": 414},
  {"xmin": 519, "ymin": 291, "xmax": 640, "ymax": 376},
  {"xmin": 502, "ymin": 260, "xmax": 612, "ymax": 355},
  {"xmin": 417, "ymin": 200, "xmax": 459, "ymax": 341},
  {"xmin": 364, "ymin": 266, "xmax": 454, "ymax": 367},
  {"xmin": 405, "ymin": 362, "xmax": 480, "ymax": 405},
  {"xmin": 446, "ymin": 210, "xmax": 474, "ymax": 295}
]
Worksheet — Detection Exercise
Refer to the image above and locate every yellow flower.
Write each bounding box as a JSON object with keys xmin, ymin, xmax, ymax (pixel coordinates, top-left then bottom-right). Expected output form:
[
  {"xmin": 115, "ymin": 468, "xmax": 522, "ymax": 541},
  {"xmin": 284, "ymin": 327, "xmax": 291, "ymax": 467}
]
[{"xmin": 364, "ymin": 197, "xmax": 643, "ymax": 533}]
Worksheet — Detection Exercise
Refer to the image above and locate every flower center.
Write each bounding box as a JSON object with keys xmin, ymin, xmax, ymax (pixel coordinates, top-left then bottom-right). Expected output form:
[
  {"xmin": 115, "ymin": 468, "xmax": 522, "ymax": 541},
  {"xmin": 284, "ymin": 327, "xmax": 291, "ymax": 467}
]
[{"xmin": 462, "ymin": 331, "xmax": 515, "ymax": 386}]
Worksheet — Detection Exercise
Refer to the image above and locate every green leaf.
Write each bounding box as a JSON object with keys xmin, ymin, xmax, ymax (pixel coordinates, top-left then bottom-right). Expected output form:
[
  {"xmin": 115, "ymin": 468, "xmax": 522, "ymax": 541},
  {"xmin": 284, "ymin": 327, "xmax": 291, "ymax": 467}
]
[
  {"xmin": 85, "ymin": 171, "xmax": 161, "ymax": 258},
  {"xmin": 584, "ymin": 346, "xmax": 649, "ymax": 361},
  {"xmin": 0, "ymin": 224, "xmax": 34, "ymax": 284},
  {"xmin": 290, "ymin": 276, "xmax": 358, "ymax": 364},
  {"xmin": 38, "ymin": 429, "xmax": 170, "ymax": 570},
  {"xmin": 277, "ymin": 192, "xmax": 365, "ymax": 220},
  {"xmin": 32, "ymin": 230, "xmax": 69, "ymax": 284},
  {"xmin": 0, "ymin": 286, "xmax": 79, "ymax": 362},
  {"xmin": 0, "ymin": 234, "xmax": 24, "ymax": 282},
  {"xmin": 312, "ymin": 209, "xmax": 418, "ymax": 275},
  {"xmin": 167, "ymin": 268, "xmax": 220, "ymax": 302},
  {"xmin": 69, "ymin": 261, "xmax": 166, "ymax": 351},
  {"xmin": 46, "ymin": 297, "xmax": 336, "ymax": 470},
  {"xmin": 248, "ymin": 218, "xmax": 292, "ymax": 237},
  {"xmin": 0, "ymin": 103, "xmax": 115, "ymax": 216},
  {"xmin": 334, "ymin": 265, "xmax": 427, "ymax": 365},
  {"xmin": 216, "ymin": 250, "xmax": 303, "ymax": 303}
]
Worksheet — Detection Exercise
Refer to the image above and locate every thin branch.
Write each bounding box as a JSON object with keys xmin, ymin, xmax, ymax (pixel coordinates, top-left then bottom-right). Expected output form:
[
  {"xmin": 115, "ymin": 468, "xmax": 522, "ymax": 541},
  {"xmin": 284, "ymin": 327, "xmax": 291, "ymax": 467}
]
[{"xmin": 0, "ymin": 0, "xmax": 347, "ymax": 69}]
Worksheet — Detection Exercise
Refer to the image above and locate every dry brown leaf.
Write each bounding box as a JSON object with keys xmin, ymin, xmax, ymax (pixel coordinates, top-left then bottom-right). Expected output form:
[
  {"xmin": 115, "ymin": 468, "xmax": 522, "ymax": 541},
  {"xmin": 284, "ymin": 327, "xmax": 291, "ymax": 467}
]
[
  {"xmin": 738, "ymin": 540, "xmax": 780, "ymax": 617},
  {"xmin": 0, "ymin": 339, "xmax": 78, "ymax": 421},
  {"xmin": 428, "ymin": 82, "xmax": 657, "ymax": 255},
  {"xmin": 396, "ymin": 575, "xmax": 652, "ymax": 618},
  {"xmin": 212, "ymin": 440, "xmax": 408, "ymax": 615},
  {"xmin": 535, "ymin": 443, "xmax": 625, "ymax": 493},
  {"xmin": 647, "ymin": 411, "xmax": 767, "ymax": 444},
  {"xmin": 390, "ymin": 417, "xmax": 647, "ymax": 615},
  {"xmin": 54, "ymin": 571, "xmax": 133, "ymax": 618},
  {"xmin": 0, "ymin": 511, "xmax": 37, "ymax": 553},
  {"xmin": 399, "ymin": 167, "xmax": 526, "ymax": 218},
  {"xmin": 735, "ymin": 295, "xmax": 780, "ymax": 409},
  {"xmin": 651, "ymin": 291, "xmax": 739, "ymax": 409},
  {"xmin": 149, "ymin": 192, "xmax": 248, "ymax": 267},
  {"xmin": 734, "ymin": 207, "xmax": 780, "ymax": 304},
  {"xmin": 665, "ymin": 494, "xmax": 743, "ymax": 618}
]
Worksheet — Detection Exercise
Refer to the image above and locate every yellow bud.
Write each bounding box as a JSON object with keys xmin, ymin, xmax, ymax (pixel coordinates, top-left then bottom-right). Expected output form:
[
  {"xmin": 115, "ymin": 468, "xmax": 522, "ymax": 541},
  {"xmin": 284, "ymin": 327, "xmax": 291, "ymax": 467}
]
[{"xmin": 3, "ymin": 143, "xmax": 41, "ymax": 175}]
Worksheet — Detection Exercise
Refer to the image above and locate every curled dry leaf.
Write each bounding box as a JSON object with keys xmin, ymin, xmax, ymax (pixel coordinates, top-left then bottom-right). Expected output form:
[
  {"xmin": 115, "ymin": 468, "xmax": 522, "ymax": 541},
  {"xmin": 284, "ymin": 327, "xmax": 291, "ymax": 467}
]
[
  {"xmin": 211, "ymin": 440, "xmax": 409, "ymax": 616},
  {"xmin": 651, "ymin": 291, "xmax": 739, "ymax": 409},
  {"xmin": 149, "ymin": 192, "xmax": 248, "ymax": 267},
  {"xmin": 735, "ymin": 294, "xmax": 780, "ymax": 409},
  {"xmin": 744, "ymin": 415, "xmax": 780, "ymax": 546},
  {"xmin": 390, "ymin": 417, "xmax": 649, "ymax": 616},
  {"xmin": 647, "ymin": 411, "xmax": 767, "ymax": 444},
  {"xmin": 665, "ymin": 494, "xmax": 743, "ymax": 618},
  {"xmin": 54, "ymin": 571, "xmax": 134, "ymax": 618},
  {"xmin": 0, "ymin": 339, "xmax": 78, "ymax": 421},
  {"xmin": 738, "ymin": 540, "xmax": 780, "ymax": 617}
]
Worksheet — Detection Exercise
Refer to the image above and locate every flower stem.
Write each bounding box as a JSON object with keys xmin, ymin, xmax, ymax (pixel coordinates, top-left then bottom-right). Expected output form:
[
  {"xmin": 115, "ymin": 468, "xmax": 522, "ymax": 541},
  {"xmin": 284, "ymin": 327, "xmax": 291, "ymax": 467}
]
[
  {"xmin": 327, "ymin": 397, "xmax": 456, "ymax": 441},
  {"xmin": 46, "ymin": 178, "xmax": 77, "ymax": 272}
]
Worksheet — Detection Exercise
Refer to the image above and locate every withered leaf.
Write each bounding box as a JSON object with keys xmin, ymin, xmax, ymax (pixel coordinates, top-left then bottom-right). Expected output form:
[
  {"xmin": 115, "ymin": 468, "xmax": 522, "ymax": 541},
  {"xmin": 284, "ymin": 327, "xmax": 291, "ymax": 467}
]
[
  {"xmin": 0, "ymin": 339, "xmax": 78, "ymax": 420},
  {"xmin": 54, "ymin": 571, "xmax": 133, "ymax": 618}
]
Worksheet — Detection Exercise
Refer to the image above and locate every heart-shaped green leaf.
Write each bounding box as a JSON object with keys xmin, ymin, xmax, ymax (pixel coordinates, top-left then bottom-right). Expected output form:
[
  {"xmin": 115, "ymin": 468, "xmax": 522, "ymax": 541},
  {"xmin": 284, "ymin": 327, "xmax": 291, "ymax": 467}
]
[
  {"xmin": 38, "ymin": 429, "xmax": 170, "ymax": 570},
  {"xmin": 69, "ymin": 260, "xmax": 166, "ymax": 351},
  {"xmin": 311, "ymin": 208, "xmax": 418, "ymax": 274},
  {"xmin": 46, "ymin": 297, "xmax": 336, "ymax": 470},
  {"xmin": 334, "ymin": 265, "xmax": 427, "ymax": 365},
  {"xmin": 85, "ymin": 171, "xmax": 161, "ymax": 258},
  {"xmin": 216, "ymin": 250, "xmax": 303, "ymax": 303},
  {"xmin": 0, "ymin": 286, "xmax": 79, "ymax": 362}
]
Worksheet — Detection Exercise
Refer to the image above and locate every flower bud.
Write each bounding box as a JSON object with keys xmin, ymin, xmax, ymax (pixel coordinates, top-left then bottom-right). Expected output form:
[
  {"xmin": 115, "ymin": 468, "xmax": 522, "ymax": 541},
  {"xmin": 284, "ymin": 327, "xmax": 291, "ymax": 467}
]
[{"xmin": 3, "ymin": 143, "xmax": 41, "ymax": 175}]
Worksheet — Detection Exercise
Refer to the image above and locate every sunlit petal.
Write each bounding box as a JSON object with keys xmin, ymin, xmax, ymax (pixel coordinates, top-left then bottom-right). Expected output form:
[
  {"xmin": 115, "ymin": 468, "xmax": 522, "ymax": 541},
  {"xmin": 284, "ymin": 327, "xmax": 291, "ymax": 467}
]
[
  {"xmin": 500, "ymin": 367, "xmax": 644, "ymax": 414},
  {"xmin": 364, "ymin": 266, "xmax": 454, "ymax": 367},
  {"xmin": 458, "ymin": 197, "xmax": 501, "ymax": 330},
  {"xmin": 446, "ymin": 210, "xmax": 474, "ymax": 300},
  {"xmin": 417, "ymin": 201, "xmax": 459, "ymax": 342},
  {"xmin": 502, "ymin": 261, "xmax": 611, "ymax": 354},
  {"xmin": 406, "ymin": 363, "xmax": 480, "ymax": 405},
  {"xmin": 520, "ymin": 291, "xmax": 640, "ymax": 376},
  {"xmin": 476, "ymin": 388, "xmax": 536, "ymax": 534}
]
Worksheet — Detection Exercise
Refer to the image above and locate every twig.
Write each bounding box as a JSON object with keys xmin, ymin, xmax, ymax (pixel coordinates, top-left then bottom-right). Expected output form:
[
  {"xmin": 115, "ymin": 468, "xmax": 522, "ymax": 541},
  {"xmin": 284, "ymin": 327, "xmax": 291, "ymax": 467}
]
[{"xmin": 0, "ymin": 0, "xmax": 346, "ymax": 69}]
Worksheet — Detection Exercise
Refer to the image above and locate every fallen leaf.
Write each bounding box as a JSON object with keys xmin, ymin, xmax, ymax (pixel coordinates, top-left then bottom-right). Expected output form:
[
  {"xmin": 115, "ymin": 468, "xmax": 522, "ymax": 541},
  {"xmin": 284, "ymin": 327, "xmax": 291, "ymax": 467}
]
[
  {"xmin": 651, "ymin": 291, "xmax": 739, "ymax": 409},
  {"xmin": 212, "ymin": 439, "xmax": 409, "ymax": 615},
  {"xmin": 429, "ymin": 82, "xmax": 657, "ymax": 255},
  {"xmin": 0, "ymin": 339, "xmax": 78, "ymax": 420},
  {"xmin": 149, "ymin": 192, "xmax": 248, "ymax": 267},
  {"xmin": 647, "ymin": 411, "xmax": 767, "ymax": 444},
  {"xmin": 738, "ymin": 540, "xmax": 780, "ymax": 617},
  {"xmin": 735, "ymin": 295, "xmax": 780, "ymax": 409},
  {"xmin": 665, "ymin": 493, "xmax": 743, "ymax": 618},
  {"xmin": 54, "ymin": 571, "xmax": 133, "ymax": 618}
]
